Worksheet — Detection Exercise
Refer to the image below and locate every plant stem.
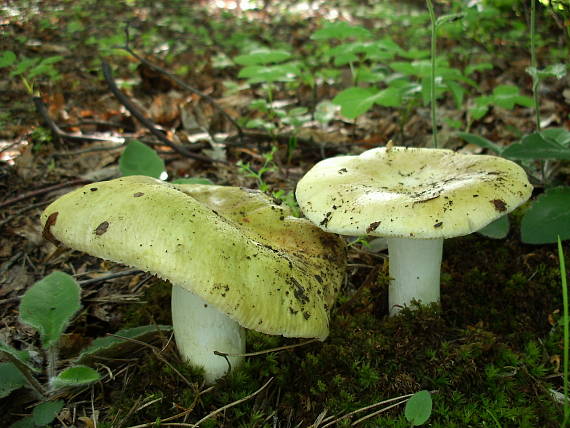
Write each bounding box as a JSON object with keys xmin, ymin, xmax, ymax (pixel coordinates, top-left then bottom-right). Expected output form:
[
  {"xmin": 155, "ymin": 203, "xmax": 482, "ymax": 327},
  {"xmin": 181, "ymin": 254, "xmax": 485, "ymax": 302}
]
[
  {"xmin": 558, "ymin": 236, "xmax": 569, "ymax": 427},
  {"xmin": 530, "ymin": 0, "xmax": 541, "ymax": 131},
  {"xmin": 426, "ymin": 0, "xmax": 438, "ymax": 148},
  {"xmin": 46, "ymin": 346, "xmax": 58, "ymax": 381}
]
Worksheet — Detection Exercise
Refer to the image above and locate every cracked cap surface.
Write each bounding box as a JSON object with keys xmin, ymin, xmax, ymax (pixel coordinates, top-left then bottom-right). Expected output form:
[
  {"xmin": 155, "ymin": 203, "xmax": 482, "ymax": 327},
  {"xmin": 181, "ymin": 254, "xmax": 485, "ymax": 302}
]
[{"xmin": 296, "ymin": 146, "xmax": 532, "ymax": 239}]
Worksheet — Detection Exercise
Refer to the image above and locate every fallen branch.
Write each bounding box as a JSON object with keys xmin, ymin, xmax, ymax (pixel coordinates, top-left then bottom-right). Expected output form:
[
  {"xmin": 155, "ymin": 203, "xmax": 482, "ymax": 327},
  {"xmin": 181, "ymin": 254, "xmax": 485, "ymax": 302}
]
[{"xmin": 101, "ymin": 61, "xmax": 222, "ymax": 164}]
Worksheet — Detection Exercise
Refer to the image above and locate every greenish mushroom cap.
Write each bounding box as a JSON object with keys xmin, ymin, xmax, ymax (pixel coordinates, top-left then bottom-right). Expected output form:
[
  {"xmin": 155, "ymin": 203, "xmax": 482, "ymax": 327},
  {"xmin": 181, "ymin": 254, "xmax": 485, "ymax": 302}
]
[
  {"xmin": 41, "ymin": 176, "xmax": 346, "ymax": 340},
  {"xmin": 296, "ymin": 147, "xmax": 533, "ymax": 239}
]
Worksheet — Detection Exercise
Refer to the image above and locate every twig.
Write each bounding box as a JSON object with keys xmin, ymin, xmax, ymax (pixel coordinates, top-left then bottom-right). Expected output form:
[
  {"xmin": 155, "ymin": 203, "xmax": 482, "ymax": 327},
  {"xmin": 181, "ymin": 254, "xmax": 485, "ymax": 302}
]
[
  {"xmin": 320, "ymin": 393, "xmax": 414, "ymax": 428},
  {"xmin": 121, "ymin": 24, "xmax": 244, "ymax": 145},
  {"xmin": 351, "ymin": 399, "xmax": 408, "ymax": 426},
  {"xmin": 0, "ymin": 178, "xmax": 91, "ymax": 210},
  {"xmin": 32, "ymin": 96, "xmax": 124, "ymax": 144},
  {"xmin": 214, "ymin": 338, "xmax": 318, "ymax": 358},
  {"xmin": 101, "ymin": 61, "xmax": 220, "ymax": 164}
]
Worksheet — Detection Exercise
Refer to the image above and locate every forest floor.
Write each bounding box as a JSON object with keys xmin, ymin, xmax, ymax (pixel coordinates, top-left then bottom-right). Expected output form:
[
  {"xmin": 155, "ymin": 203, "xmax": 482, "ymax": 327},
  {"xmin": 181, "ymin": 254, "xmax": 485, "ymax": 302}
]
[{"xmin": 1, "ymin": 0, "xmax": 570, "ymax": 426}]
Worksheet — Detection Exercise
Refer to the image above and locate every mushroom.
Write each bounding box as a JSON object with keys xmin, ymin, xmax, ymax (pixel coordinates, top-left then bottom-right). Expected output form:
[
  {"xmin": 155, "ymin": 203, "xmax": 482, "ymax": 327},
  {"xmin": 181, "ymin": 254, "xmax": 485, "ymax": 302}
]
[
  {"xmin": 295, "ymin": 146, "xmax": 532, "ymax": 315},
  {"xmin": 41, "ymin": 176, "xmax": 345, "ymax": 383}
]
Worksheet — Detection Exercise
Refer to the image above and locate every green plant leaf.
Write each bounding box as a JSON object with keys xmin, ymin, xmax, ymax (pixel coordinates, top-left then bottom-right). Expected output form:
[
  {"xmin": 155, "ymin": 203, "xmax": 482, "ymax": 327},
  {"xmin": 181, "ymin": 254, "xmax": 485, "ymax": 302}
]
[
  {"xmin": 399, "ymin": 48, "xmax": 430, "ymax": 59},
  {"xmin": 526, "ymin": 63, "xmax": 566, "ymax": 80},
  {"xmin": 478, "ymin": 215, "xmax": 510, "ymax": 239},
  {"xmin": 119, "ymin": 140, "xmax": 166, "ymax": 178},
  {"xmin": 404, "ymin": 390, "xmax": 432, "ymax": 426},
  {"xmin": 332, "ymin": 87, "xmax": 402, "ymax": 119},
  {"xmin": 541, "ymin": 128, "xmax": 570, "ymax": 146},
  {"xmin": 446, "ymin": 80, "xmax": 465, "ymax": 108},
  {"xmin": 521, "ymin": 187, "xmax": 570, "ymax": 244},
  {"xmin": 32, "ymin": 400, "xmax": 64, "ymax": 426},
  {"xmin": 311, "ymin": 21, "xmax": 372, "ymax": 40},
  {"xmin": 19, "ymin": 272, "xmax": 81, "ymax": 350},
  {"xmin": 50, "ymin": 365, "xmax": 100, "ymax": 390},
  {"xmin": 0, "ymin": 362, "xmax": 27, "ymax": 398},
  {"xmin": 172, "ymin": 177, "xmax": 214, "ymax": 185},
  {"xmin": 9, "ymin": 57, "xmax": 38, "ymax": 77},
  {"xmin": 436, "ymin": 13, "xmax": 464, "ymax": 29},
  {"xmin": 234, "ymin": 48, "xmax": 291, "ymax": 65},
  {"xmin": 238, "ymin": 63, "xmax": 299, "ymax": 83},
  {"xmin": 9, "ymin": 417, "xmax": 35, "ymax": 428},
  {"xmin": 457, "ymin": 132, "xmax": 503, "ymax": 154},
  {"xmin": 465, "ymin": 62, "xmax": 493, "ymax": 76},
  {"xmin": 0, "ymin": 340, "xmax": 40, "ymax": 374},
  {"xmin": 502, "ymin": 132, "xmax": 570, "ymax": 160},
  {"xmin": 77, "ymin": 325, "xmax": 172, "ymax": 364},
  {"xmin": 0, "ymin": 51, "xmax": 17, "ymax": 68},
  {"xmin": 491, "ymin": 85, "xmax": 534, "ymax": 109}
]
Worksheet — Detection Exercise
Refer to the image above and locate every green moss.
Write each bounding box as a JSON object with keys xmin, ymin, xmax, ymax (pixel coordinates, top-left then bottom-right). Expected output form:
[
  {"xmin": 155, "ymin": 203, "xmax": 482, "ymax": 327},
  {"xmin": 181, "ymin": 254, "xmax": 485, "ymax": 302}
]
[{"xmin": 98, "ymin": 234, "xmax": 563, "ymax": 426}]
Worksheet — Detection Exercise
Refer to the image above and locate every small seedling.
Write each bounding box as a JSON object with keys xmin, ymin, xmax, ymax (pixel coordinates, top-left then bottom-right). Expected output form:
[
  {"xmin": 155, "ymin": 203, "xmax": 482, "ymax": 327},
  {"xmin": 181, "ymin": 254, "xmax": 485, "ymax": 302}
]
[
  {"xmin": 404, "ymin": 390, "xmax": 433, "ymax": 426},
  {"xmin": 0, "ymin": 271, "xmax": 171, "ymax": 427}
]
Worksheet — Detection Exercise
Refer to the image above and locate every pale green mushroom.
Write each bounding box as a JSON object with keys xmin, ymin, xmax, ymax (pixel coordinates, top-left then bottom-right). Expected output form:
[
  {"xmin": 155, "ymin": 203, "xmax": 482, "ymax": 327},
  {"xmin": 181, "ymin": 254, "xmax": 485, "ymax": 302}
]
[
  {"xmin": 41, "ymin": 176, "xmax": 345, "ymax": 383},
  {"xmin": 296, "ymin": 146, "xmax": 532, "ymax": 315}
]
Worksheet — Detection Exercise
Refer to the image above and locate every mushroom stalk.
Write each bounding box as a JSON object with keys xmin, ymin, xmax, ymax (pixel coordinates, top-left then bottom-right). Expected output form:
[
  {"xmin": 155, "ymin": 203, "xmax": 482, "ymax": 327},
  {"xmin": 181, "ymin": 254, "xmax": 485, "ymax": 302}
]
[
  {"xmin": 387, "ymin": 237, "xmax": 443, "ymax": 315},
  {"xmin": 171, "ymin": 285, "xmax": 246, "ymax": 384}
]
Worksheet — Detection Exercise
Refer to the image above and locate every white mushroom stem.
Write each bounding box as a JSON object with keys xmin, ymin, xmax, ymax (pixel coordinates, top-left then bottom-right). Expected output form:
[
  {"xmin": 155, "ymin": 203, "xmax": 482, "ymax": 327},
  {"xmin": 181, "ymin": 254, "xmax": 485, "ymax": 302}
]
[
  {"xmin": 171, "ymin": 285, "xmax": 246, "ymax": 384},
  {"xmin": 387, "ymin": 237, "xmax": 443, "ymax": 315}
]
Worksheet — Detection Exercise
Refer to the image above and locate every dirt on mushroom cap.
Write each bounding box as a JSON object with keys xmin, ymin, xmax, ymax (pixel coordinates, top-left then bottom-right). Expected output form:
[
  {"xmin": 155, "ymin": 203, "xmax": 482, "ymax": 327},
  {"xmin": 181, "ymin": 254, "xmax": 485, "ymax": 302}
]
[
  {"xmin": 296, "ymin": 146, "xmax": 533, "ymax": 239},
  {"xmin": 40, "ymin": 176, "xmax": 346, "ymax": 340}
]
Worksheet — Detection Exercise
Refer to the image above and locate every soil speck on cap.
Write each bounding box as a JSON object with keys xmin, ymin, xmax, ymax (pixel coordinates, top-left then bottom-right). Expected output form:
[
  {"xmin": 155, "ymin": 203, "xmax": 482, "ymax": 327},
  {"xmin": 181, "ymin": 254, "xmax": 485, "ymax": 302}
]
[
  {"xmin": 320, "ymin": 211, "xmax": 332, "ymax": 227},
  {"xmin": 491, "ymin": 199, "xmax": 507, "ymax": 212},
  {"xmin": 366, "ymin": 221, "xmax": 381, "ymax": 233},
  {"xmin": 95, "ymin": 221, "xmax": 110, "ymax": 235},
  {"xmin": 133, "ymin": 192, "xmax": 144, "ymax": 197}
]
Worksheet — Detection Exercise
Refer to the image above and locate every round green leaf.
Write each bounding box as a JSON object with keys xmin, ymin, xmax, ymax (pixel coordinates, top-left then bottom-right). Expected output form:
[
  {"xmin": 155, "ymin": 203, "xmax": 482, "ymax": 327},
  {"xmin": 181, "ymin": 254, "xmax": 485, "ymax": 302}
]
[
  {"xmin": 478, "ymin": 215, "xmax": 510, "ymax": 239},
  {"xmin": 32, "ymin": 400, "xmax": 64, "ymax": 426},
  {"xmin": 50, "ymin": 365, "xmax": 100, "ymax": 390},
  {"xmin": 19, "ymin": 272, "xmax": 81, "ymax": 350},
  {"xmin": 234, "ymin": 49, "xmax": 291, "ymax": 66},
  {"xmin": 119, "ymin": 140, "xmax": 165, "ymax": 178},
  {"xmin": 0, "ymin": 51, "xmax": 17, "ymax": 68},
  {"xmin": 0, "ymin": 363, "xmax": 27, "ymax": 398},
  {"xmin": 522, "ymin": 187, "xmax": 570, "ymax": 244},
  {"xmin": 405, "ymin": 390, "xmax": 432, "ymax": 426}
]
